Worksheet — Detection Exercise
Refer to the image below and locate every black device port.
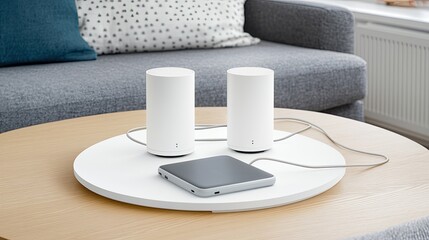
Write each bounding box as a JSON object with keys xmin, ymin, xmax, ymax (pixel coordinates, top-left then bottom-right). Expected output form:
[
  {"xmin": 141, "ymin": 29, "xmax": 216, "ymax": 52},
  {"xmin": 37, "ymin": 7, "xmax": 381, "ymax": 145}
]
[
  {"xmin": 191, "ymin": 190, "xmax": 195, "ymax": 193},
  {"xmin": 159, "ymin": 172, "xmax": 162, "ymax": 176},
  {"xmin": 214, "ymin": 191, "xmax": 220, "ymax": 194},
  {"xmin": 164, "ymin": 175, "xmax": 168, "ymax": 179}
]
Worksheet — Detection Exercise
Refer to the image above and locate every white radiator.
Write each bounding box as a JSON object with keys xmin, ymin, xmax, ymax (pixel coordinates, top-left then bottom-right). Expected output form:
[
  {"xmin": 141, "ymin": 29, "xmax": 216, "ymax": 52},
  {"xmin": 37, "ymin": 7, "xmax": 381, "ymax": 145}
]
[{"xmin": 355, "ymin": 23, "xmax": 429, "ymax": 143}]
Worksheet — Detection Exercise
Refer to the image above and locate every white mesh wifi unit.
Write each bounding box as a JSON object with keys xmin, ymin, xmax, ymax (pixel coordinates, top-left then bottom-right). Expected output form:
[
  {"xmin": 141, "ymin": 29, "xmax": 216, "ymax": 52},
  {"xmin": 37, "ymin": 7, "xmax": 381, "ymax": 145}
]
[
  {"xmin": 146, "ymin": 67, "xmax": 195, "ymax": 157},
  {"xmin": 227, "ymin": 67, "xmax": 274, "ymax": 152}
]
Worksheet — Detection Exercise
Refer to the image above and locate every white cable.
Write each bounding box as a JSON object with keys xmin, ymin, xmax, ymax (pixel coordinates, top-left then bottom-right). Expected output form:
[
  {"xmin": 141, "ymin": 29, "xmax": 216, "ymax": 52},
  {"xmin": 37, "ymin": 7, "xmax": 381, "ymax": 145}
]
[
  {"xmin": 126, "ymin": 124, "xmax": 228, "ymax": 145},
  {"xmin": 273, "ymin": 125, "xmax": 311, "ymax": 142},
  {"xmin": 194, "ymin": 124, "xmax": 228, "ymax": 142},
  {"xmin": 127, "ymin": 124, "xmax": 311, "ymax": 144},
  {"xmin": 195, "ymin": 124, "xmax": 227, "ymax": 130},
  {"xmin": 249, "ymin": 118, "xmax": 389, "ymax": 168},
  {"xmin": 195, "ymin": 124, "xmax": 312, "ymax": 142},
  {"xmin": 195, "ymin": 137, "xmax": 228, "ymax": 142},
  {"xmin": 249, "ymin": 156, "xmax": 389, "ymax": 169},
  {"xmin": 275, "ymin": 118, "xmax": 389, "ymax": 160},
  {"xmin": 126, "ymin": 118, "xmax": 389, "ymax": 170},
  {"xmin": 126, "ymin": 127, "xmax": 147, "ymax": 146}
]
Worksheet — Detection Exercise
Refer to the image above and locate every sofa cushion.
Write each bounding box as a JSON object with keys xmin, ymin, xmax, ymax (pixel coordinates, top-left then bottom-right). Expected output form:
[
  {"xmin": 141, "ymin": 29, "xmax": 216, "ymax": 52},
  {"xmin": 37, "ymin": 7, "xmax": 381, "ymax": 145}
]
[
  {"xmin": 0, "ymin": 41, "xmax": 366, "ymax": 132},
  {"xmin": 347, "ymin": 216, "xmax": 429, "ymax": 240},
  {"xmin": 77, "ymin": 0, "xmax": 259, "ymax": 55},
  {"xmin": 0, "ymin": 0, "xmax": 96, "ymax": 67}
]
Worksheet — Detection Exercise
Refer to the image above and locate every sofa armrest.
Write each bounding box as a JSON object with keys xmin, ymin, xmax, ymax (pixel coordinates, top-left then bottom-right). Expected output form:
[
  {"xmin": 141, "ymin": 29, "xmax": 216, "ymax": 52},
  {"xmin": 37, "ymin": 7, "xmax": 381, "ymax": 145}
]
[{"xmin": 244, "ymin": 0, "xmax": 355, "ymax": 54}]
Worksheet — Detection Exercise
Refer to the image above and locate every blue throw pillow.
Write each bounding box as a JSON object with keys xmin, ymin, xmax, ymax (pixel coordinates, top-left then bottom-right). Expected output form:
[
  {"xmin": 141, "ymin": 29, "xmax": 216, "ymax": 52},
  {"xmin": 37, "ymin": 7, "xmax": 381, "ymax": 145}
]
[{"xmin": 0, "ymin": 0, "xmax": 96, "ymax": 67}]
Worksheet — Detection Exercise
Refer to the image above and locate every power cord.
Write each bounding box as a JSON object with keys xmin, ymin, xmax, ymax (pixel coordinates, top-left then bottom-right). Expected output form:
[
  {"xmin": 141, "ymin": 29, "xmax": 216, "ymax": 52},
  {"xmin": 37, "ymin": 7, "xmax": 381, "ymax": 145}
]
[
  {"xmin": 126, "ymin": 124, "xmax": 229, "ymax": 145},
  {"xmin": 126, "ymin": 126, "xmax": 147, "ymax": 146},
  {"xmin": 194, "ymin": 124, "xmax": 311, "ymax": 142},
  {"xmin": 195, "ymin": 124, "xmax": 227, "ymax": 142},
  {"xmin": 249, "ymin": 118, "xmax": 389, "ymax": 168},
  {"xmin": 127, "ymin": 124, "xmax": 311, "ymax": 144},
  {"xmin": 126, "ymin": 118, "xmax": 389, "ymax": 169}
]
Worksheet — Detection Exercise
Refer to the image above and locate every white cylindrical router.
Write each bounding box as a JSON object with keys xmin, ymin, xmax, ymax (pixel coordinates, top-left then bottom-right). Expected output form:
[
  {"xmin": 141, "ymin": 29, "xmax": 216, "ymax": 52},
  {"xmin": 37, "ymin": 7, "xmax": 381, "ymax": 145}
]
[
  {"xmin": 227, "ymin": 67, "xmax": 274, "ymax": 152},
  {"xmin": 146, "ymin": 67, "xmax": 195, "ymax": 157}
]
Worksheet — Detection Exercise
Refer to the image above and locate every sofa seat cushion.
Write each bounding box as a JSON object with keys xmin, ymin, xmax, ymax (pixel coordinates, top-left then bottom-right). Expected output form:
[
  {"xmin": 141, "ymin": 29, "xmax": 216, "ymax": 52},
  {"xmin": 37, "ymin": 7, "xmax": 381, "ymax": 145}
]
[{"xmin": 0, "ymin": 41, "xmax": 366, "ymax": 132}]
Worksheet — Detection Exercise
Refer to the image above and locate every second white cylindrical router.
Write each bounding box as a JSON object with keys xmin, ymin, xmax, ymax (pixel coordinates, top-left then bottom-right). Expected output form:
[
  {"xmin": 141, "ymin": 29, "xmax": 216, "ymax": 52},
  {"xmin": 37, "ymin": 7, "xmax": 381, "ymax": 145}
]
[
  {"xmin": 227, "ymin": 67, "xmax": 274, "ymax": 152},
  {"xmin": 146, "ymin": 67, "xmax": 195, "ymax": 157}
]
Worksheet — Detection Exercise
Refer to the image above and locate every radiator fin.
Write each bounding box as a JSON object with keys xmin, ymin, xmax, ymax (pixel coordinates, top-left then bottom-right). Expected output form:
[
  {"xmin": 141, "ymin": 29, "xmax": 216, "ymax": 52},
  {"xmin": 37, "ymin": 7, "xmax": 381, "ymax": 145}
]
[{"xmin": 355, "ymin": 23, "xmax": 429, "ymax": 138}]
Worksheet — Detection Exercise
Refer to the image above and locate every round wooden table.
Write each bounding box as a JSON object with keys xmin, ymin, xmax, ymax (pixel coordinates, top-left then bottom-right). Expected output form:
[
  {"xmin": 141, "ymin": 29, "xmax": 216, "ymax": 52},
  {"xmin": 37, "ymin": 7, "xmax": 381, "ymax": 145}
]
[{"xmin": 1, "ymin": 108, "xmax": 428, "ymax": 239}]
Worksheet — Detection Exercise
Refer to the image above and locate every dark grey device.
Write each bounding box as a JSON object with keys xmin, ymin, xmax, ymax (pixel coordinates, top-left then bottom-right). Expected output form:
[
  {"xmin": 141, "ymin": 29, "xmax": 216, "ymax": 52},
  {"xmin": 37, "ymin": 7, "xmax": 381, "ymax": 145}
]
[{"xmin": 158, "ymin": 155, "xmax": 276, "ymax": 197}]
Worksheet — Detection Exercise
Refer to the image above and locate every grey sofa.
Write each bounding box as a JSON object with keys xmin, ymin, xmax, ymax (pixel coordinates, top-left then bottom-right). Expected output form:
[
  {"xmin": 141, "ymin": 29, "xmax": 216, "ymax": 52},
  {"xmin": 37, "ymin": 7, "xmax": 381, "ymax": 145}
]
[{"xmin": 0, "ymin": 0, "xmax": 366, "ymax": 133}]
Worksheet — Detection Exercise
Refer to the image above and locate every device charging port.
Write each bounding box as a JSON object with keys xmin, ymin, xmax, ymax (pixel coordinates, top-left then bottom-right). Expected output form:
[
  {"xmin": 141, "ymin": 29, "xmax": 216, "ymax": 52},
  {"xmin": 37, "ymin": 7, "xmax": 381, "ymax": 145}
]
[
  {"xmin": 191, "ymin": 190, "xmax": 195, "ymax": 193},
  {"xmin": 214, "ymin": 191, "xmax": 220, "ymax": 194},
  {"xmin": 164, "ymin": 175, "xmax": 168, "ymax": 180}
]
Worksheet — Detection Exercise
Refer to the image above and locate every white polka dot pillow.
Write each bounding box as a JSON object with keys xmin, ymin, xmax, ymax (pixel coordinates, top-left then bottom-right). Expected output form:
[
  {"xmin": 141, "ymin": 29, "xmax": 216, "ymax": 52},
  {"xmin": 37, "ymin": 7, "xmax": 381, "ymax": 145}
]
[{"xmin": 77, "ymin": 0, "xmax": 260, "ymax": 55}]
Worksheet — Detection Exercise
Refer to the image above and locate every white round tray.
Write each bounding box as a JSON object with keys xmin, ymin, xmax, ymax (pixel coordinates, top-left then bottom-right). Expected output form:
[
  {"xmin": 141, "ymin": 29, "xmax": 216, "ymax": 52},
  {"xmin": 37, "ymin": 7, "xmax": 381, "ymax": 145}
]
[{"xmin": 74, "ymin": 128, "xmax": 345, "ymax": 212}]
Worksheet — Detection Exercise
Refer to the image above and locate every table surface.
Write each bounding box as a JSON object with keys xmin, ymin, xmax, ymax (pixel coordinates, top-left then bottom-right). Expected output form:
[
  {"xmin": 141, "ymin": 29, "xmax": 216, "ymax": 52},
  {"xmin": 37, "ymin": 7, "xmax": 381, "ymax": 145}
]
[{"xmin": 1, "ymin": 107, "xmax": 428, "ymax": 240}]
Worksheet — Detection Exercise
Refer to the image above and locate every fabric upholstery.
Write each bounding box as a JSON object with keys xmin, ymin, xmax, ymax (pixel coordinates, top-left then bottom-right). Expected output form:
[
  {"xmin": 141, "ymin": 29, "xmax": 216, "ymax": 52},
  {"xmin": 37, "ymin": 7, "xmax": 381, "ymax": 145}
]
[
  {"xmin": 77, "ymin": 0, "xmax": 259, "ymax": 55},
  {"xmin": 323, "ymin": 101, "xmax": 364, "ymax": 122},
  {"xmin": 0, "ymin": 0, "xmax": 96, "ymax": 67},
  {"xmin": 347, "ymin": 216, "xmax": 429, "ymax": 240},
  {"xmin": 0, "ymin": 41, "xmax": 366, "ymax": 132},
  {"xmin": 244, "ymin": 0, "xmax": 355, "ymax": 54}
]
